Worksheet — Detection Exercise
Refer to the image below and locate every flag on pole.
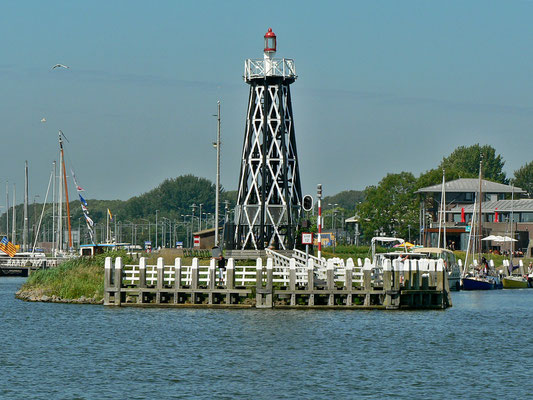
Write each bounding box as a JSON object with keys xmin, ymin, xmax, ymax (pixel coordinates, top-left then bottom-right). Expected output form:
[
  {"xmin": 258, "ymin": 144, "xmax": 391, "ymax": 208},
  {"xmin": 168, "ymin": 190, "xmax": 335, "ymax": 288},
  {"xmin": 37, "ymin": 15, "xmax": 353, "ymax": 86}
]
[
  {"xmin": 0, "ymin": 236, "xmax": 17, "ymax": 257},
  {"xmin": 107, "ymin": 208, "xmax": 113, "ymax": 221},
  {"xmin": 81, "ymin": 204, "xmax": 89, "ymax": 213},
  {"xmin": 79, "ymin": 194, "xmax": 87, "ymax": 206},
  {"xmin": 85, "ymin": 214, "xmax": 94, "ymax": 227}
]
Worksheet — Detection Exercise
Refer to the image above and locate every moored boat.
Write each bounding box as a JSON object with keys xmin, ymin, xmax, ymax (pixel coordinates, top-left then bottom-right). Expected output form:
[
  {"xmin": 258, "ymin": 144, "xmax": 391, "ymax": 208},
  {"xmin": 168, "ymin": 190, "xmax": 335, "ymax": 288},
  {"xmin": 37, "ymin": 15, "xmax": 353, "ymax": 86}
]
[
  {"xmin": 462, "ymin": 275, "xmax": 503, "ymax": 290},
  {"xmin": 502, "ymin": 275, "xmax": 528, "ymax": 289}
]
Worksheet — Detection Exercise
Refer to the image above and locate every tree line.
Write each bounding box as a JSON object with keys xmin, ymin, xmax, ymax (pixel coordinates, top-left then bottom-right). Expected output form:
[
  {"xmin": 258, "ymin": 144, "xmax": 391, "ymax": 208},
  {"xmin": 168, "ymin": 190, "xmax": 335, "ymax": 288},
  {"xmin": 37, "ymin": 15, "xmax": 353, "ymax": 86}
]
[{"xmin": 356, "ymin": 144, "xmax": 532, "ymax": 242}]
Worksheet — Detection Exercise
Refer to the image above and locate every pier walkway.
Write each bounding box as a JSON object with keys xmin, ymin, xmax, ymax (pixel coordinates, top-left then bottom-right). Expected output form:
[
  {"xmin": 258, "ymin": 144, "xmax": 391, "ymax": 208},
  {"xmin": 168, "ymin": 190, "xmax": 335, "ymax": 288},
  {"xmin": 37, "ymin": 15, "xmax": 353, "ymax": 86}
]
[{"xmin": 0, "ymin": 255, "xmax": 67, "ymax": 276}]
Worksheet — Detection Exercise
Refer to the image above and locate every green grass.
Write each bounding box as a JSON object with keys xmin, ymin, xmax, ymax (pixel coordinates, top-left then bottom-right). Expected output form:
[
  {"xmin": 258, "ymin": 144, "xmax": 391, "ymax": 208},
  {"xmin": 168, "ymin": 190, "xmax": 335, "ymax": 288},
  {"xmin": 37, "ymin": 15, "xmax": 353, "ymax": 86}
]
[{"xmin": 21, "ymin": 251, "xmax": 133, "ymax": 301}]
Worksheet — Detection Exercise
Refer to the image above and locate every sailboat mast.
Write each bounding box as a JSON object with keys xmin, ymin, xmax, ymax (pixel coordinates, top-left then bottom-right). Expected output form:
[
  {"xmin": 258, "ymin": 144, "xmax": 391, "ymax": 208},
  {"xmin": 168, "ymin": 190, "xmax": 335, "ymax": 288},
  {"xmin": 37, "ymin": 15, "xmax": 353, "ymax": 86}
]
[
  {"xmin": 12, "ymin": 184, "xmax": 16, "ymax": 243},
  {"xmin": 442, "ymin": 169, "xmax": 447, "ymax": 249},
  {"xmin": 23, "ymin": 161, "xmax": 29, "ymax": 252},
  {"xmin": 59, "ymin": 132, "xmax": 73, "ymax": 249},
  {"xmin": 511, "ymin": 185, "xmax": 514, "ymax": 266},
  {"xmin": 52, "ymin": 161, "xmax": 56, "ymax": 254},
  {"xmin": 6, "ymin": 181, "xmax": 9, "ymax": 241},
  {"xmin": 58, "ymin": 134, "xmax": 63, "ymax": 252},
  {"xmin": 478, "ymin": 158, "xmax": 483, "ymax": 257},
  {"xmin": 437, "ymin": 170, "xmax": 444, "ymax": 248}
]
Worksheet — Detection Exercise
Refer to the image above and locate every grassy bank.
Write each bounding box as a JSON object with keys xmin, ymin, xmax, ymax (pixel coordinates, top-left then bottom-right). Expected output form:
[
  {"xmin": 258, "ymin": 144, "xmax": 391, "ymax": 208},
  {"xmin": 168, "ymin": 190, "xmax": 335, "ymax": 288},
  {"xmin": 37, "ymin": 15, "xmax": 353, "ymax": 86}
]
[{"xmin": 19, "ymin": 251, "xmax": 133, "ymax": 302}]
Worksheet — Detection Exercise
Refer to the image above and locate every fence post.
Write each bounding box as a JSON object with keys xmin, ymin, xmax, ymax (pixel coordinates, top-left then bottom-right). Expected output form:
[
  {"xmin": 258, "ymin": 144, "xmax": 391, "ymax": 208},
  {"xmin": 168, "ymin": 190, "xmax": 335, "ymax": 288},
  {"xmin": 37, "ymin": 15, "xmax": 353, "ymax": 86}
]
[
  {"xmin": 345, "ymin": 258, "xmax": 354, "ymax": 306},
  {"xmin": 391, "ymin": 259, "xmax": 401, "ymax": 309},
  {"xmin": 289, "ymin": 258, "xmax": 296, "ymax": 306},
  {"xmin": 307, "ymin": 259, "xmax": 315, "ymax": 306},
  {"xmin": 208, "ymin": 258, "xmax": 215, "ymax": 304},
  {"xmin": 139, "ymin": 257, "xmax": 147, "ymax": 289},
  {"xmin": 436, "ymin": 259, "xmax": 451, "ymax": 308},
  {"xmin": 157, "ymin": 257, "xmax": 164, "ymax": 290},
  {"xmin": 104, "ymin": 257, "xmax": 112, "ymax": 305},
  {"xmin": 265, "ymin": 258, "xmax": 273, "ymax": 308},
  {"xmin": 191, "ymin": 258, "xmax": 199, "ymax": 290},
  {"xmin": 174, "ymin": 258, "xmax": 182, "ymax": 289},
  {"xmin": 363, "ymin": 258, "xmax": 372, "ymax": 306},
  {"xmin": 226, "ymin": 258, "xmax": 235, "ymax": 289},
  {"xmin": 327, "ymin": 259, "xmax": 335, "ymax": 306},
  {"xmin": 255, "ymin": 258, "xmax": 264, "ymax": 307},
  {"xmin": 226, "ymin": 258, "xmax": 235, "ymax": 304},
  {"xmin": 383, "ymin": 259, "xmax": 392, "ymax": 306},
  {"xmin": 156, "ymin": 257, "xmax": 164, "ymax": 304},
  {"xmin": 114, "ymin": 257, "xmax": 123, "ymax": 306},
  {"xmin": 138, "ymin": 257, "xmax": 146, "ymax": 303},
  {"xmin": 404, "ymin": 259, "xmax": 411, "ymax": 290}
]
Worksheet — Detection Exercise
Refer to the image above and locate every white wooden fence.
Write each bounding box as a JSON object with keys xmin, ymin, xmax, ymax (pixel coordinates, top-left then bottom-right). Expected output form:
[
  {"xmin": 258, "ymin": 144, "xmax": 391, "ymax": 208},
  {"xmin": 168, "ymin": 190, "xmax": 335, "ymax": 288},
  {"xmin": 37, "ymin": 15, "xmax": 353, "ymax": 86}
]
[{"xmin": 118, "ymin": 256, "xmax": 445, "ymax": 288}]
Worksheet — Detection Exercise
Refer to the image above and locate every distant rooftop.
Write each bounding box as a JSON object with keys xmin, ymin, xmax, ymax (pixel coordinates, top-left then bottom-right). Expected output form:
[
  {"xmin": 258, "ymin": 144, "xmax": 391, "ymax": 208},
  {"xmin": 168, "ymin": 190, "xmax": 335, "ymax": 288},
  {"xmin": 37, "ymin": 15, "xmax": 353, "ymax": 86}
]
[
  {"xmin": 449, "ymin": 199, "xmax": 533, "ymax": 213},
  {"xmin": 416, "ymin": 178, "xmax": 525, "ymax": 194}
]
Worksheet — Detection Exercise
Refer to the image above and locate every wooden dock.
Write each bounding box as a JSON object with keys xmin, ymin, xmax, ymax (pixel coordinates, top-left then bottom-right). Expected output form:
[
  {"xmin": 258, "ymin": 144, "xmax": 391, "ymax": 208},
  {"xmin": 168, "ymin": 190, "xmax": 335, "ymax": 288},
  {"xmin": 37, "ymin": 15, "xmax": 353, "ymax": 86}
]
[
  {"xmin": 104, "ymin": 256, "xmax": 452, "ymax": 310},
  {"xmin": 0, "ymin": 256, "xmax": 66, "ymax": 277}
]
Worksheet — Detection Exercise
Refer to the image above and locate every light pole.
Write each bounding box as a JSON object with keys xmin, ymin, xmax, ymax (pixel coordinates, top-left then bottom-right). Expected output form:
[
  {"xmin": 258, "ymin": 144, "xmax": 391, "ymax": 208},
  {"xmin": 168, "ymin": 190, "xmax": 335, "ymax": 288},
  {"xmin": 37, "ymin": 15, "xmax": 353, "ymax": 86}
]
[
  {"xmin": 155, "ymin": 210, "xmax": 159, "ymax": 249},
  {"xmin": 198, "ymin": 203, "xmax": 203, "ymax": 231},
  {"xmin": 328, "ymin": 203, "xmax": 338, "ymax": 230},
  {"xmin": 162, "ymin": 217, "xmax": 171, "ymax": 248},
  {"xmin": 140, "ymin": 218, "xmax": 150, "ymax": 247}
]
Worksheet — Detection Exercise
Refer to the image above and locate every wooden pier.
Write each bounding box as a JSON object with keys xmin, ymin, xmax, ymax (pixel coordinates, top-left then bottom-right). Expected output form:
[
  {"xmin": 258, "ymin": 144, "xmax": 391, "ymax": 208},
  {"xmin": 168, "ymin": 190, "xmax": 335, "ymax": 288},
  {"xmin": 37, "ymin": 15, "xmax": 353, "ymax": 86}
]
[
  {"xmin": 104, "ymin": 255, "xmax": 452, "ymax": 310},
  {"xmin": 0, "ymin": 256, "xmax": 65, "ymax": 277}
]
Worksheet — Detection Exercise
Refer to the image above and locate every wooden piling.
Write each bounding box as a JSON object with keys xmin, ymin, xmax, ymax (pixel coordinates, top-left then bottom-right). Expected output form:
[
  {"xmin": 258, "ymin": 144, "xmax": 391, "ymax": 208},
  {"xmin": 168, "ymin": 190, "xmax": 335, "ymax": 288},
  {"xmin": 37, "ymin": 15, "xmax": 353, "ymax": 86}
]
[
  {"xmin": 327, "ymin": 259, "xmax": 335, "ymax": 306},
  {"xmin": 208, "ymin": 259, "xmax": 216, "ymax": 304},
  {"xmin": 226, "ymin": 258, "xmax": 235, "ymax": 304},
  {"xmin": 114, "ymin": 257, "xmax": 122, "ymax": 306},
  {"xmin": 345, "ymin": 258, "xmax": 353, "ymax": 306},
  {"xmin": 383, "ymin": 259, "xmax": 392, "ymax": 307},
  {"xmin": 289, "ymin": 258, "xmax": 296, "ymax": 306},
  {"xmin": 363, "ymin": 258, "xmax": 372, "ymax": 306},
  {"xmin": 104, "ymin": 257, "xmax": 112, "ymax": 305},
  {"xmin": 307, "ymin": 259, "xmax": 315, "ymax": 306}
]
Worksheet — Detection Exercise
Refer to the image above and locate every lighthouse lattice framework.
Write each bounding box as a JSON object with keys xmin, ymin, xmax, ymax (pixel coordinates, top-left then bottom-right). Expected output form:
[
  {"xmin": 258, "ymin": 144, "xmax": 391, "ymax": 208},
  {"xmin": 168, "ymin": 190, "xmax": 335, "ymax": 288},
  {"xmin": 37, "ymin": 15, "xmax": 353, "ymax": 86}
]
[{"xmin": 234, "ymin": 28, "xmax": 303, "ymax": 250}]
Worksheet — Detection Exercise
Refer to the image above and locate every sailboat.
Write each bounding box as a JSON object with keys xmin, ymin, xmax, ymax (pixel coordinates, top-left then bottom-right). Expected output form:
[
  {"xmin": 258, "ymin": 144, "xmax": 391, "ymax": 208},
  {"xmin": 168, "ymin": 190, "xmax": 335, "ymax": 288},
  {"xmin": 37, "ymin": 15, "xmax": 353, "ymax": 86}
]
[{"xmin": 461, "ymin": 158, "xmax": 503, "ymax": 290}]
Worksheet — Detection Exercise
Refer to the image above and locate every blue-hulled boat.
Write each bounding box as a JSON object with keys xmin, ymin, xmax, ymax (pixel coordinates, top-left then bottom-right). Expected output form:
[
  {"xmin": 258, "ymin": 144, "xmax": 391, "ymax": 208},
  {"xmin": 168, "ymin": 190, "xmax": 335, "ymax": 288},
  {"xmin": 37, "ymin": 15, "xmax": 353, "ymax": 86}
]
[{"xmin": 462, "ymin": 275, "xmax": 503, "ymax": 290}]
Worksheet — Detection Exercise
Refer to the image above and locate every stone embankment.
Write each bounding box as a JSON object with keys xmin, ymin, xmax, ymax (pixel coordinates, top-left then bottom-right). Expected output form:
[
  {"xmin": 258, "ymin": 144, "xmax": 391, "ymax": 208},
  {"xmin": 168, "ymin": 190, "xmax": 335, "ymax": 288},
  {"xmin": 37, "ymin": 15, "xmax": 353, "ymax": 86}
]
[{"xmin": 16, "ymin": 289, "xmax": 103, "ymax": 304}]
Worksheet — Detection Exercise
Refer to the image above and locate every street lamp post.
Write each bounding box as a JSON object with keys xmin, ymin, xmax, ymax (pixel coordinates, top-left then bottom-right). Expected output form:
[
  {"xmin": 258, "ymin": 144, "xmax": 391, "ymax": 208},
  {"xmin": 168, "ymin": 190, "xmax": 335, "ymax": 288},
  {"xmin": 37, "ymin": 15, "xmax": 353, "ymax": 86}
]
[
  {"xmin": 212, "ymin": 101, "xmax": 221, "ymax": 246},
  {"xmin": 140, "ymin": 218, "xmax": 150, "ymax": 247},
  {"xmin": 155, "ymin": 210, "xmax": 159, "ymax": 249},
  {"xmin": 199, "ymin": 204, "xmax": 203, "ymax": 231}
]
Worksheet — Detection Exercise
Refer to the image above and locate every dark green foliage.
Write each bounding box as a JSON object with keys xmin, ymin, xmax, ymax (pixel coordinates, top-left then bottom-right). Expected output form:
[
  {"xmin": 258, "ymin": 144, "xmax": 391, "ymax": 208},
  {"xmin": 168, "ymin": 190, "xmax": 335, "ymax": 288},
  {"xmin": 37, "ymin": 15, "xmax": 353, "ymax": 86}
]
[
  {"xmin": 357, "ymin": 172, "xmax": 419, "ymax": 239},
  {"xmin": 417, "ymin": 144, "xmax": 507, "ymax": 188},
  {"xmin": 1, "ymin": 175, "xmax": 238, "ymax": 235},
  {"xmin": 512, "ymin": 161, "xmax": 533, "ymax": 197}
]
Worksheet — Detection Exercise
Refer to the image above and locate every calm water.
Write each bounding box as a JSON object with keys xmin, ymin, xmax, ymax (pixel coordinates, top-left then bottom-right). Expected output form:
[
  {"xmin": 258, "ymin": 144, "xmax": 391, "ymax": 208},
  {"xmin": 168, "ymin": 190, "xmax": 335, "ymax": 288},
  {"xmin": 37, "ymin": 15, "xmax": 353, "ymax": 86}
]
[{"xmin": 2, "ymin": 277, "xmax": 533, "ymax": 399}]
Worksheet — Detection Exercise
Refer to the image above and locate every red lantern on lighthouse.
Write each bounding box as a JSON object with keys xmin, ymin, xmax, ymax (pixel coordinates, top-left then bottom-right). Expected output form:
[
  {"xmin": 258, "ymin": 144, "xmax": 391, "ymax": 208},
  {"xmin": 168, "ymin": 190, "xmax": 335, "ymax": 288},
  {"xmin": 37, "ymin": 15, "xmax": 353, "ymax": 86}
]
[{"xmin": 264, "ymin": 27, "xmax": 276, "ymax": 54}]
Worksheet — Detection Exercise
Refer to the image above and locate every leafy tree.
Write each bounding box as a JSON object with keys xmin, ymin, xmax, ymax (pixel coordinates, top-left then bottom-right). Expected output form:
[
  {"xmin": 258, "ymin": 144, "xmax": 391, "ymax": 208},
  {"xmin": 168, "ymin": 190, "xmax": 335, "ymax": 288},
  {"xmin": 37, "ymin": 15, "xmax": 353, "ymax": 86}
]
[
  {"xmin": 439, "ymin": 144, "xmax": 507, "ymax": 183},
  {"xmin": 417, "ymin": 144, "xmax": 508, "ymax": 189},
  {"xmin": 512, "ymin": 161, "xmax": 533, "ymax": 197},
  {"xmin": 357, "ymin": 172, "xmax": 418, "ymax": 239}
]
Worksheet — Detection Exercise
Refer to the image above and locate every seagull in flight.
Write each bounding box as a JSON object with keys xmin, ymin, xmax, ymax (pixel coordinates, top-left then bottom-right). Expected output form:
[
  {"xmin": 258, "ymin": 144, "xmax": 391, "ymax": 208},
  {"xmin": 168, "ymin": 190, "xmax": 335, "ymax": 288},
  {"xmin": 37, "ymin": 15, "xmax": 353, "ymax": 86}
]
[{"xmin": 51, "ymin": 64, "xmax": 69, "ymax": 70}]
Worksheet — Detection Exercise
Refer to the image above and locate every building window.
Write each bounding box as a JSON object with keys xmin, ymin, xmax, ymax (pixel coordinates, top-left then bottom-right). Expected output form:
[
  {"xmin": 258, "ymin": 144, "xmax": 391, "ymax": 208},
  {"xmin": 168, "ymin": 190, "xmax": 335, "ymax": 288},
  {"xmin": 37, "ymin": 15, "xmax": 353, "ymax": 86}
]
[
  {"xmin": 521, "ymin": 213, "xmax": 533, "ymax": 222},
  {"xmin": 465, "ymin": 192, "xmax": 473, "ymax": 201}
]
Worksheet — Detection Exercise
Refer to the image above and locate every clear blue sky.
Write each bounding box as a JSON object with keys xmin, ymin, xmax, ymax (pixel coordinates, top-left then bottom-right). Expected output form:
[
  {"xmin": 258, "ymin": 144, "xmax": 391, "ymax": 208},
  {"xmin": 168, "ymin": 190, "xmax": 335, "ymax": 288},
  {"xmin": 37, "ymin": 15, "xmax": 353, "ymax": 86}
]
[{"xmin": 1, "ymin": 0, "xmax": 532, "ymax": 204}]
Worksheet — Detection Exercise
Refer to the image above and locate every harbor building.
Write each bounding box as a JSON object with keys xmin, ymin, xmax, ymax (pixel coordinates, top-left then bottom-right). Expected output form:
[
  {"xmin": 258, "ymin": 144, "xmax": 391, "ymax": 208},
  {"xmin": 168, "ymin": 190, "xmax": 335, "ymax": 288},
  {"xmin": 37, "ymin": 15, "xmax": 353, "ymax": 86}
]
[{"xmin": 416, "ymin": 179, "xmax": 530, "ymax": 254}]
